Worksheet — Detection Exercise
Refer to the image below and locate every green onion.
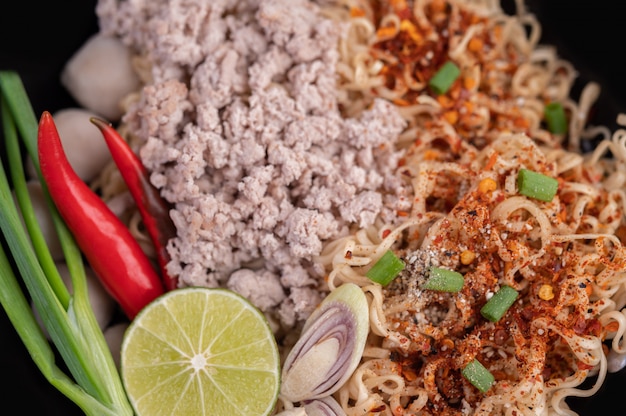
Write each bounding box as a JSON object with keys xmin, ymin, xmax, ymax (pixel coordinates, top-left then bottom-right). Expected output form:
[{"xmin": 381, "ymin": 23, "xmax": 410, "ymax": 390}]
[
  {"xmin": 366, "ymin": 250, "xmax": 405, "ymax": 286},
  {"xmin": 462, "ymin": 359, "xmax": 495, "ymax": 393},
  {"xmin": 480, "ymin": 285, "xmax": 519, "ymax": 322},
  {"xmin": 0, "ymin": 71, "xmax": 133, "ymax": 415},
  {"xmin": 517, "ymin": 168, "xmax": 558, "ymax": 202},
  {"xmin": 423, "ymin": 266, "xmax": 464, "ymax": 292},
  {"xmin": 544, "ymin": 102, "xmax": 567, "ymax": 134},
  {"xmin": 429, "ymin": 61, "xmax": 461, "ymax": 95}
]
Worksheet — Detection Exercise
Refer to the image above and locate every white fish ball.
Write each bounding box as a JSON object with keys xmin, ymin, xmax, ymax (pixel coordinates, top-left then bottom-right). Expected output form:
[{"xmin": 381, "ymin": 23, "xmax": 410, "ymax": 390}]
[
  {"xmin": 25, "ymin": 108, "xmax": 112, "ymax": 182},
  {"xmin": 607, "ymin": 348, "xmax": 626, "ymax": 373},
  {"xmin": 14, "ymin": 180, "xmax": 63, "ymax": 261},
  {"xmin": 103, "ymin": 322, "xmax": 129, "ymax": 369},
  {"xmin": 61, "ymin": 33, "xmax": 141, "ymax": 121},
  {"xmin": 54, "ymin": 108, "xmax": 112, "ymax": 182}
]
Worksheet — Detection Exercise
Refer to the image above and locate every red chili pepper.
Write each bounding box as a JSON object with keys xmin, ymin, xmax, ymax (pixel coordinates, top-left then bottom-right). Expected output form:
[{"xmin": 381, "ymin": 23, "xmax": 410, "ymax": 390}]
[
  {"xmin": 37, "ymin": 111, "xmax": 164, "ymax": 319},
  {"xmin": 90, "ymin": 117, "xmax": 178, "ymax": 291}
]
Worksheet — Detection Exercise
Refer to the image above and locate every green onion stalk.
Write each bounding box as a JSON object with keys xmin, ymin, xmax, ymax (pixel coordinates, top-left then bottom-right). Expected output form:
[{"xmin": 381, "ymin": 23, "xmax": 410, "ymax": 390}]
[
  {"xmin": 365, "ymin": 250, "xmax": 405, "ymax": 286},
  {"xmin": 462, "ymin": 358, "xmax": 495, "ymax": 393},
  {"xmin": 0, "ymin": 71, "xmax": 133, "ymax": 415},
  {"xmin": 424, "ymin": 267, "xmax": 465, "ymax": 292},
  {"xmin": 517, "ymin": 168, "xmax": 559, "ymax": 202},
  {"xmin": 480, "ymin": 285, "xmax": 519, "ymax": 323}
]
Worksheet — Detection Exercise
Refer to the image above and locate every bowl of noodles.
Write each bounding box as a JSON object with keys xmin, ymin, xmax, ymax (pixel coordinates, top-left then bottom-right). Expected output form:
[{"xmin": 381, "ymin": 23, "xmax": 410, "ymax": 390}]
[{"xmin": 1, "ymin": 0, "xmax": 626, "ymax": 414}]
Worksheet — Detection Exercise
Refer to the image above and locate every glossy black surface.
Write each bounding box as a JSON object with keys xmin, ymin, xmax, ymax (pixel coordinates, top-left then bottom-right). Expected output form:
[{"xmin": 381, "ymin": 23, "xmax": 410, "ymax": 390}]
[{"xmin": 1, "ymin": 1, "xmax": 625, "ymax": 414}]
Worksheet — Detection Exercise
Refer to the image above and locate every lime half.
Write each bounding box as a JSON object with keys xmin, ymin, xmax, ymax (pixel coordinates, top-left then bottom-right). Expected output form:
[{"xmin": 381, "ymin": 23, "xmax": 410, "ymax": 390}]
[{"xmin": 120, "ymin": 287, "xmax": 280, "ymax": 415}]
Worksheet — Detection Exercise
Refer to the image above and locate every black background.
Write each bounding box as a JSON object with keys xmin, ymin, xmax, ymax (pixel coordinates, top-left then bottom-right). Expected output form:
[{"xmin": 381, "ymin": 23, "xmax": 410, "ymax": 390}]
[{"xmin": 1, "ymin": 0, "xmax": 625, "ymax": 414}]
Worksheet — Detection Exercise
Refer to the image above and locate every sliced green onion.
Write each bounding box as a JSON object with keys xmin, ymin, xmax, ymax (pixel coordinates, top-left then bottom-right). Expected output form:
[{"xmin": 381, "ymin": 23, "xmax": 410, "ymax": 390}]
[
  {"xmin": 462, "ymin": 359, "xmax": 495, "ymax": 393},
  {"xmin": 480, "ymin": 285, "xmax": 519, "ymax": 322},
  {"xmin": 366, "ymin": 250, "xmax": 405, "ymax": 286},
  {"xmin": 544, "ymin": 102, "xmax": 567, "ymax": 134},
  {"xmin": 517, "ymin": 168, "xmax": 558, "ymax": 202},
  {"xmin": 428, "ymin": 61, "xmax": 460, "ymax": 95},
  {"xmin": 423, "ymin": 267, "xmax": 464, "ymax": 292}
]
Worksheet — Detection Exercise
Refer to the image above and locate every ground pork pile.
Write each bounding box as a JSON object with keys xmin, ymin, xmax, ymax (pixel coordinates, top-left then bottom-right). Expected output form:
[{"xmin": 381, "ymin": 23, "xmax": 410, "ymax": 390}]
[{"xmin": 96, "ymin": 0, "xmax": 409, "ymax": 332}]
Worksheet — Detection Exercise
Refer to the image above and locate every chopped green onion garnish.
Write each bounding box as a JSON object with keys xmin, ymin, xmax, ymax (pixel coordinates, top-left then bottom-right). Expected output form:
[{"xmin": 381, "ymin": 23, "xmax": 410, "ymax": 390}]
[
  {"xmin": 517, "ymin": 168, "xmax": 558, "ymax": 202},
  {"xmin": 423, "ymin": 266, "xmax": 464, "ymax": 292},
  {"xmin": 366, "ymin": 250, "xmax": 405, "ymax": 286},
  {"xmin": 429, "ymin": 61, "xmax": 461, "ymax": 95},
  {"xmin": 544, "ymin": 102, "xmax": 567, "ymax": 134},
  {"xmin": 480, "ymin": 285, "xmax": 519, "ymax": 322},
  {"xmin": 462, "ymin": 359, "xmax": 495, "ymax": 393}
]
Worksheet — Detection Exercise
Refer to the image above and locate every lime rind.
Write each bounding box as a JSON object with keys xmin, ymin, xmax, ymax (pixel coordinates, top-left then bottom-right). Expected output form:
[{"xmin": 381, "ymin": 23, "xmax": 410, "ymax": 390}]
[{"xmin": 121, "ymin": 287, "xmax": 280, "ymax": 416}]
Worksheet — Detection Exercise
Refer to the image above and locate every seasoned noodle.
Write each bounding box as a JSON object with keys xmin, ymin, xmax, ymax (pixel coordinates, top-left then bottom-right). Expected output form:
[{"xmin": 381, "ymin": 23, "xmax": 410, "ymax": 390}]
[
  {"xmin": 311, "ymin": 0, "xmax": 626, "ymax": 414},
  {"xmin": 320, "ymin": 131, "xmax": 626, "ymax": 414}
]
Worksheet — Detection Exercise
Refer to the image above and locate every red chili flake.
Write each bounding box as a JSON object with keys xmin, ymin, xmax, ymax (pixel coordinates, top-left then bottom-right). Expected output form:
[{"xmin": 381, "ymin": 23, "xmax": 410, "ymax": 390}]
[
  {"xmin": 573, "ymin": 316, "xmax": 587, "ymax": 335},
  {"xmin": 484, "ymin": 151, "xmax": 498, "ymax": 171},
  {"xmin": 605, "ymin": 321, "xmax": 620, "ymax": 333},
  {"xmin": 585, "ymin": 319, "xmax": 602, "ymax": 337},
  {"xmin": 349, "ymin": 6, "xmax": 365, "ymax": 17}
]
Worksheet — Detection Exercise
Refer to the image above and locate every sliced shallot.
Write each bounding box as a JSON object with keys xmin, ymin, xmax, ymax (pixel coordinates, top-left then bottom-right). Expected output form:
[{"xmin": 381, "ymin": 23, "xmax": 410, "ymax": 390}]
[{"xmin": 280, "ymin": 283, "xmax": 369, "ymax": 403}]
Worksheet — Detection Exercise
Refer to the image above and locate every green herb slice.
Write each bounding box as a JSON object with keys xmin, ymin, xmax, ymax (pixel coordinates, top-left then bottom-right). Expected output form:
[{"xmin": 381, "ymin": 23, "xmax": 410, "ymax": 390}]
[
  {"xmin": 462, "ymin": 359, "xmax": 495, "ymax": 393},
  {"xmin": 517, "ymin": 168, "xmax": 558, "ymax": 202},
  {"xmin": 544, "ymin": 102, "xmax": 567, "ymax": 134},
  {"xmin": 423, "ymin": 267, "xmax": 464, "ymax": 292},
  {"xmin": 429, "ymin": 61, "xmax": 461, "ymax": 95},
  {"xmin": 366, "ymin": 250, "xmax": 405, "ymax": 286},
  {"xmin": 480, "ymin": 285, "xmax": 519, "ymax": 322}
]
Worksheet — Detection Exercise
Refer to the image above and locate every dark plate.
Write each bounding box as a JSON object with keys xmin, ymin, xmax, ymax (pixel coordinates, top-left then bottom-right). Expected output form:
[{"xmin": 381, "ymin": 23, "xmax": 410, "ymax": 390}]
[{"xmin": 0, "ymin": 1, "xmax": 625, "ymax": 414}]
